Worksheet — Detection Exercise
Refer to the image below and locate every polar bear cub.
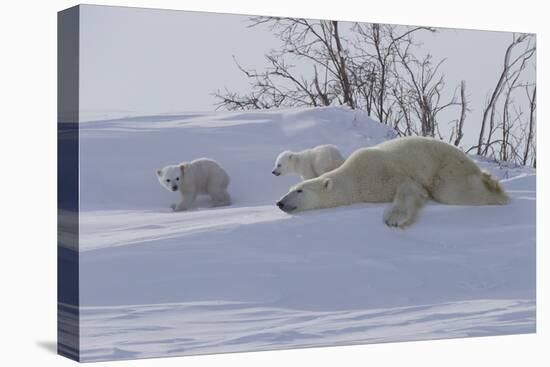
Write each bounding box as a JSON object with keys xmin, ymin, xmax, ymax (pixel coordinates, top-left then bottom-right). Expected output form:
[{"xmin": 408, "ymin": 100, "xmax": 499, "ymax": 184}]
[
  {"xmin": 276, "ymin": 136, "xmax": 509, "ymax": 228},
  {"xmin": 156, "ymin": 158, "xmax": 231, "ymax": 211},
  {"xmin": 272, "ymin": 144, "xmax": 345, "ymax": 180}
]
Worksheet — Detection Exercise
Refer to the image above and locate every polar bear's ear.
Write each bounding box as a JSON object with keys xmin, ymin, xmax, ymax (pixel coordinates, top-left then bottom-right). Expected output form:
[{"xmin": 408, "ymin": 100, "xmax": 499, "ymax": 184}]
[
  {"xmin": 288, "ymin": 153, "xmax": 294, "ymax": 161},
  {"xmin": 179, "ymin": 165, "xmax": 185, "ymax": 174},
  {"xmin": 323, "ymin": 178, "xmax": 333, "ymax": 191},
  {"xmin": 156, "ymin": 169, "xmax": 162, "ymax": 177}
]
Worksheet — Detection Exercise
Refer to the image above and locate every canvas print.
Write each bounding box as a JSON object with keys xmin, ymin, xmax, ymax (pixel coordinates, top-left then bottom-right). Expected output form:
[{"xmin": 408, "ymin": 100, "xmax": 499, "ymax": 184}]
[{"xmin": 58, "ymin": 4, "xmax": 536, "ymax": 362}]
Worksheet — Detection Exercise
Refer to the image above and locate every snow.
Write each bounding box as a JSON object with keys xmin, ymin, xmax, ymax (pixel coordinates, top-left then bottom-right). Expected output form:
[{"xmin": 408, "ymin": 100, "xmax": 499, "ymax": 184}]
[
  {"xmin": 67, "ymin": 106, "xmax": 535, "ymax": 361},
  {"xmin": 63, "ymin": 299, "xmax": 534, "ymax": 361}
]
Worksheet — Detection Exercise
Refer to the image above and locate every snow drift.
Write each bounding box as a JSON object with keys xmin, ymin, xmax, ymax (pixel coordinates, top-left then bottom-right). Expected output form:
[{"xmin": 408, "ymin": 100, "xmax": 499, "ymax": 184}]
[{"xmin": 63, "ymin": 106, "xmax": 535, "ymax": 361}]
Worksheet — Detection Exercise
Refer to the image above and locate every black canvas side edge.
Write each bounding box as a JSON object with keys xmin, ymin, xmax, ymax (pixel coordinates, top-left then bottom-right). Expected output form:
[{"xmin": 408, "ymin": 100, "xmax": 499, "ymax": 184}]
[{"xmin": 57, "ymin": 5, "xmax": 80, "ymax": 362}]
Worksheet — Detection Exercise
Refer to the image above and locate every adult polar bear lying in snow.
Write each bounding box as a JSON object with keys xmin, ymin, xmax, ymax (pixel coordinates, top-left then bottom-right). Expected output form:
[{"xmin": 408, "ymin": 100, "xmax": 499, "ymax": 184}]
[
  {"xmin": 156, "ymin": 158, "xmax": 231, "ymax": 211},
  {"xmin": 272, "ymin": 144, "xmax": 345, "ymax": 180},
  {"xmin": 276, "ymin": 136, "xmax": 509, "ymax": 227}
]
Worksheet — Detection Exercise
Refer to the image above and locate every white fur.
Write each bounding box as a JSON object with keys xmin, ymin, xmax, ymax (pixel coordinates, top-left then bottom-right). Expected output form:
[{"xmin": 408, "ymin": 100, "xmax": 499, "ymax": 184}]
[
  {"xmin": 272, "ymin": 144, "xmax": 345, "ymax": 180},
  {"xmin": 277, "ymin": 136, "xmax": 509, "ymax": 227},
  {"xmin": 156, "ymin": 158, "xmax": 231, "ymax": 211}
]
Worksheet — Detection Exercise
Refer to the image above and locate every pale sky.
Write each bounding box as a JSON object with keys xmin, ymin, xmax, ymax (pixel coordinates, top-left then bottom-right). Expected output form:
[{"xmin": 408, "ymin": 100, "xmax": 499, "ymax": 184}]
[{"xmin": 79, "ymin": 5, "xmax": 535, "ymax": 146}]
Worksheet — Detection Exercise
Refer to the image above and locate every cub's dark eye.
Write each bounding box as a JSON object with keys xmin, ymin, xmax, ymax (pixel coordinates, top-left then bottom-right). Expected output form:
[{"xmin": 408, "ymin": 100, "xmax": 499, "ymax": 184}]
[
  {"xmin": 297, "ymin": 189, "xmax": 303, "ymax": 193},
  {"xmin": 277, "ymin": 164, "xmax": 281, "ymax": 168},
  {"xmin": 176, "ymin": 177, "xmax": 179, "ymax": 181},
  {"xmin": 166, "ymin": 179, "xmax": 170, "ymax": 183}
]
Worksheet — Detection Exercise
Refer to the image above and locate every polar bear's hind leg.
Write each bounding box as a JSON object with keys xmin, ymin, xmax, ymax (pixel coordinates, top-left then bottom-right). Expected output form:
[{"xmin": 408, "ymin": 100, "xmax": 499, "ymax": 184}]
[
  {"xmin": 210, "ymin": 189, "xmax": 231, "ymax": 207},
  {"xmin": 384, "ymin": 180, "xmax": 429, "ymax": 228},
  {"xmin": 207, "ymin": 177, "xmax": 231, "ymax": 206},
  {"xmin": 480, "ymin": 171, "xmax": 509, "ymax": 204},
  {"xmin": 432, "ymin": 172, "xmax": 509, "ymax": 205}
]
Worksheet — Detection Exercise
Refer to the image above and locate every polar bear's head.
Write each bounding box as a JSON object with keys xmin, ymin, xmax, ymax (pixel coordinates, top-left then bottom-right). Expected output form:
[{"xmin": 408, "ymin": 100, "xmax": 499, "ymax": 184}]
[
  {"xmin": 276, "ymin": 177, "xmax": 334, "ymax": 213},
  {"xmin": 156, "ymin": 165, "xmax": 184, "ymax": 192},
  {"xmin": 272, "ymin": 151, "xmax": 295, "ymax": 176}
]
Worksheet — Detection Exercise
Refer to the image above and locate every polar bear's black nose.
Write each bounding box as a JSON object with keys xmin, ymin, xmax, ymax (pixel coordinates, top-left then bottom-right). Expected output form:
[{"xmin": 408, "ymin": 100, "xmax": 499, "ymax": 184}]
[
  {"xmin": 272, "ymin": 170, "xmax": 280, "ymax": 176},
  {"xmin": 276, "ymin": 201, "xmax": 284, "ymax": 209},
  {"xmin": 171, "ymin": 185, "xmax": 178, "ymax": 191}
]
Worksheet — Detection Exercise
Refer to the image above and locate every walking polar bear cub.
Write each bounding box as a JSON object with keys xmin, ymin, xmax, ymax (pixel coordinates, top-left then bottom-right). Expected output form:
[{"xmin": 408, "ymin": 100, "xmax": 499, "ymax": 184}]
[
  {"xmin": 272, "ymin": 144, "xmax": 345, "ymax": 180},
  {"xmin": 276, "ymin": 136, "xmax": 509, "ymax": 227},
  {"xmin": 156, "ymin": 158, "xmax": 231, "ymax": 211}
]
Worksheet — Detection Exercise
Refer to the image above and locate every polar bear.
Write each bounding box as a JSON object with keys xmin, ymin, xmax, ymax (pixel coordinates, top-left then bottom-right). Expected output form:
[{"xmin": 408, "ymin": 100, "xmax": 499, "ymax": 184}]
[
  {"xmin": 272, "ymin": 144, "xmax": 345, "ymax": 180},
  {"xmin": 276, "ymin": 136, "xmax": 509, "ymax": 227},
  {"xmin": 156, "ymin": 158, "xmax": 231, "ymax": 211}
]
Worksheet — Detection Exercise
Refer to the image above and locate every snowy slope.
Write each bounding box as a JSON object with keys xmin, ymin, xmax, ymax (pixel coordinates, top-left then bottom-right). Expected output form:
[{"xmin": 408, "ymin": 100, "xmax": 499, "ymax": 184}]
[
  {"xmin": 78, "ymin": 106, "xmax": 395, "ymax": 212},
  {"xmin": 67, "ymin": 106, "xmax": 535, "ymax": 361}
]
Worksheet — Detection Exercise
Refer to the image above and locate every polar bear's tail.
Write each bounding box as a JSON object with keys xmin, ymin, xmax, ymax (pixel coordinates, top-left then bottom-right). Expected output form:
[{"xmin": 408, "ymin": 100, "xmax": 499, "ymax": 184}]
[{"xmin": 481, "ymin": 171, "xmax": 510, "ymax": 204}]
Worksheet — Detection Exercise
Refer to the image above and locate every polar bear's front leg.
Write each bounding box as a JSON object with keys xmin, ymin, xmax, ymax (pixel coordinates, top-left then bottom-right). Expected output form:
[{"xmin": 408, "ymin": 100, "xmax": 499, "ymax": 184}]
[
  {"xmin": 171, "ymin": 190, "xmax": 197, "ymax": 212},
  {"xmin": 384, "ymin": 180, "xmax": 428, "ymax": 228}
]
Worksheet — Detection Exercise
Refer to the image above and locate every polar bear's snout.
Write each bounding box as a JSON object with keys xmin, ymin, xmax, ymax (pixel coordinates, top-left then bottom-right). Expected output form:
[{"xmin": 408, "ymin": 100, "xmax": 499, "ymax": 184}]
[
  {"xmin": 171, "ymin": 185, "xmax": 178, "ymax": 191},
  {"xmin": 272, "ymin": 170, "xmax": 281, "ymax": 176},
  {"xmin": 276, "ymin": 200, "xmax": 296, "ymax": 213},
  {"xmin": 276, "ymin": 192, "xmax": 298, "ymax": 213}
]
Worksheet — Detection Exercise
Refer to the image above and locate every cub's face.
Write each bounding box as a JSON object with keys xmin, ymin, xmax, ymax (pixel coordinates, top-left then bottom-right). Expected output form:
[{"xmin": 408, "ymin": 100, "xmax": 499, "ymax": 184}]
[
  {"xmin": 272, "ymin": 151, "xmax": 293, "ymax": 176},
  {"xmin": 156, "ymin": 165, "xmax": 184, "ymax": 192},
  {"xmin": 276, "ymin": 178, "xmax": 333, "ymax": 213}
]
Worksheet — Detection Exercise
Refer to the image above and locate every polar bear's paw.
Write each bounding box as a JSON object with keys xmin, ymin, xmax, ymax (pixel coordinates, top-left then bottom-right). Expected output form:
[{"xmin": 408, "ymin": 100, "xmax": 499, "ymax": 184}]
[
  {"xmin": 383, "ymin": 207, "xmax": 410, "ymax": 228},
  {"xmin": 171, "ymin": 203, "xmax": 187, "ymax": 212}
]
